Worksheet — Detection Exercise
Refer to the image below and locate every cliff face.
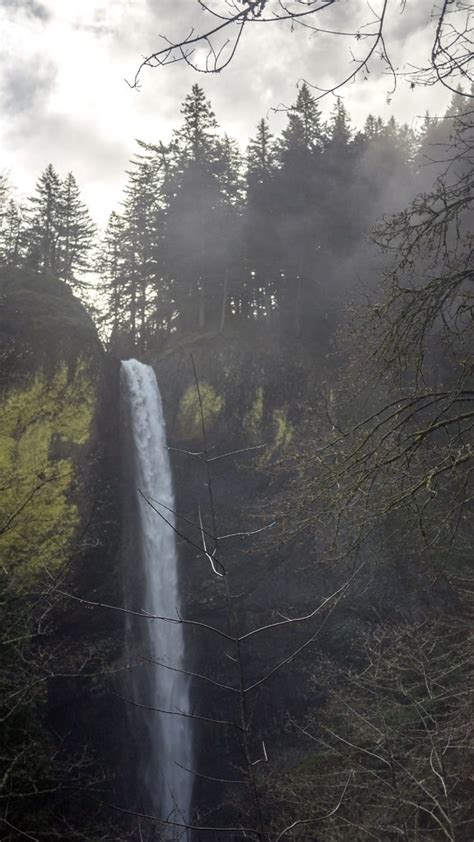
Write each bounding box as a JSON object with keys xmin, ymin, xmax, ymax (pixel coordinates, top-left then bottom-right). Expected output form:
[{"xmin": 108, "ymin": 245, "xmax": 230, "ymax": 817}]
[
  {"xmin": 151, "ymin": 325, "xmax": 320, "ymax": 630},
  {"xmin": 0, "ymin": 278, "xmax": 378, "ymax": 836},
  {"xmin": 146, "ymin": 326, "xmax": 336, "ymax": 824},
  {"xmin": 153, "ymin": 322, "xmax": 319, "ymax": 446},
  {"xmin": 148, "ymin": 326, "xmax": 460, "ymax": 838},
  {"xmin": 1, "ymin": 282, "xmax": 433, "ymax": 837},
  {"xmin": 0, "ymin": 269, "xmax": 127, "ymax": 839},
  {"xmin": 0, "ymin": 275, "xmax": 343, "ymax": 834},
  {"xmin": 0, "ymin": 268, "xmax": 102, "ymax": 588}
]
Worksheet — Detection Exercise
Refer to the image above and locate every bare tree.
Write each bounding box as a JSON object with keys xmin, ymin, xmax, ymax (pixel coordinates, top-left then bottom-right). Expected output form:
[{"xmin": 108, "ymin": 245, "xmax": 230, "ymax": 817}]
[
  {"xmin": 129, "ymin": 1, "xmax": 473, "ymax": 101},
  {"xmin": 0, "ymin": 474, "xmax": 132, "ymax": 841},
  {"xmin": 264, "ymin": 619, "xmax": 473, "ymax": 841}
]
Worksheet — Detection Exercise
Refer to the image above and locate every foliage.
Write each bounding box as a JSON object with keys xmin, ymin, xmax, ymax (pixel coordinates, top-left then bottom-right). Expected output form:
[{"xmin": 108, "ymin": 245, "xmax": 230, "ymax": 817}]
[
  {"xmin": 0, "ymin": 167, "xmax": 95, "ymax": 290},
  {"xmin": 178, "ymin": 381, "xmax": 225, "ymax": 438},
  {"xmin": 0, "ymin": 362, "xmax": 96, "ymax": 585},
  {"xmin": 92, "ymin": 81, "xmax": 427, "ymax": 346},
  {"xmin": 243, "ymin": 386, "xmax": 264, "ymax": 442},
  {"xmin": 264, "ymin": 621, "xmax": 473, "ymax": 840}
]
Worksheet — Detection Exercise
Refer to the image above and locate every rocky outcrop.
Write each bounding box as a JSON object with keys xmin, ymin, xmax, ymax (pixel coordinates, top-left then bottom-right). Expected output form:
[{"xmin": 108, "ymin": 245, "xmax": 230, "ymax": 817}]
[
  {"xmin": 0, "ymin": 269, "xmax": 127, "ymax": 839},
  {"xmin": 142, "ymin": 326, "xmax": 335, "ymax": 829},
  {"xmin": 0, "ymin": 268, "xmax": 103, "ymax": 587}
]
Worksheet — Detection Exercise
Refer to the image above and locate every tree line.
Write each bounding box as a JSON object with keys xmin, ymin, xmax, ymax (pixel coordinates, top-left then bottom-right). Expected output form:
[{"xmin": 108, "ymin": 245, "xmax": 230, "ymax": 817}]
[
  {"xmin": 2, "ymin": 83, "xmax": 465, "ymax": 350},
  {"xmin": 0, "ymin": 167, "xmax": 95, "ymax": 286}
]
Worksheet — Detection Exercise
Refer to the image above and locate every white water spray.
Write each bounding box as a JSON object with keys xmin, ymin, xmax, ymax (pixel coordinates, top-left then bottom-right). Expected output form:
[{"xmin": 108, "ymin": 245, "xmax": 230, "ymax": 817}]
[{"xmin": 121, "ymin": 359, "xmax": 193, "ymax": 828}]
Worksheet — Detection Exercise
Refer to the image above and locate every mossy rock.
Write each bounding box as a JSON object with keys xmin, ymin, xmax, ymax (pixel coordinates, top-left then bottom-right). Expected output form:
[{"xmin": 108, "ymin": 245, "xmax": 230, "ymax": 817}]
[
  {"xmin": 0, "ymin": 269, "xmax": 102, "ymax": 588},
  {"xmin": 258, "ymin": 406, "xmax": 294, "ymax": 464},
  {"xmin": 0, "ymin": 361, "xmax": 97, "ymax": 585},
  {"xmin": 243, "ymin": 386, "xmax": 264, "ymax": 442},
  {"xmin": 177, "ymin": 381, "xmax": 225, "ymax": 439}
]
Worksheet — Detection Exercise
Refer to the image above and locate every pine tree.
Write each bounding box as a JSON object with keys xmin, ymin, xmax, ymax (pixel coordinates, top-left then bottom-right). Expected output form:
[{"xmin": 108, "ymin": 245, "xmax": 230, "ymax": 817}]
[
  {"xmin": 363, "ymin": 114, "xmax": 383, "ymax": 141},
  {"xmin": 273, "ymin": 85, "xmax": 327, "ymax": 332},
  {"xmin": 120, "ymin": 151, "xmax": 162, "ymax": 349},
  {"xmin": 97, "ymin": 141, "xmax": 173, "ymax": 346},
  {"xmin": 24, "ymin": 166, "xmax": 95, "ymax": 285},
  {"xmin": 26, "ymin": 164, "xmax": 62, "ymax": 275},
  {"xmin": 58, "ymin": 173, "xmax": 96, "ymax": 285},
  {"xmin": 0, "ymin": 174, "xmax": 8, "ymax": 215},
  {"xmin": 165, "ymin": 86, "xmax": 237, "ymax": 330},
  {"xmin": 214, "ymin": 134, "xmax": 245, "ymax": 328},
  {"xmin": 0, "ymin": 199, "xmax": 24, "ymax": 267},
  {"xmin": 216, "ymin": 134, "xmax": 244, "ymax": 207},
  {"xmin": 446, "ymin": 86, "xmax": 468, "ymax": 117},
  {"xmin": 136, "ymin": 139, "xmax": 178, "ymax": 341},
  {"xmin": 279, "ymin": 82, "xmax": 325, "ymax": 160},
  {"xmin": 175, "ymin": 84, "xmax": 220, "ymax": 167},
  {"xmin": 0, "ymin": 178, "xmax": 24, "ymax": 268},
  {"xmin": 328, "ymin": 97, "xmax": 352, "ymax": 148},
  {"xmin": 244, "ymin": 119, "xmax": 279, "ymax": 319},
  {"xmin": 247, "ymin": 118, "xmax": 276, "ymax": 187},
  {"xmin": 97, "ymin": 211, "xmax": 127, "ymax": 339}
]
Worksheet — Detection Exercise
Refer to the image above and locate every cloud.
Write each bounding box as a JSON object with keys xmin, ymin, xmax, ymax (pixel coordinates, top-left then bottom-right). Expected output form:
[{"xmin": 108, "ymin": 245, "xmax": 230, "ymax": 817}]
[
  {"xmin": 0, "ymin": 0, "xmax": 49, "ymax": 21},
  {"xmin": 0, "ymin": 0, "xmax": 454, "ymax": 227},
  {"xmin": 0, "ymin": 60, "xmax": 56, "ymax": 116}
]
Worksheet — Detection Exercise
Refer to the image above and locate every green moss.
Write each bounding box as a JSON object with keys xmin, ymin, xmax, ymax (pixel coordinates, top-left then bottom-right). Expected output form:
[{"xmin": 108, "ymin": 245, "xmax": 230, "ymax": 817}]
[
  {"xmin": 0, "ymin": 362, "xmax": 96, "ymax": 585},
  {"xmin": 243, "ymin": 387, "xmax": 264, "ymax": 442},
  {"xmin": 178, "ymin": 382, "xmax": 224, "ymax": 439},
  {"xmin": 273, "ymin": 408, "xmax": 294, "ymax": 450},
  {"xmin": 260, "ymin": 407, "xmax": 294, "ymax": 464}
]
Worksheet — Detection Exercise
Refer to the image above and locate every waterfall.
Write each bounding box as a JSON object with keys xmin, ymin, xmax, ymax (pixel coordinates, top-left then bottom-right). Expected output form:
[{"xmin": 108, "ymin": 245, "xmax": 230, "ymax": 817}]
[{"xmin": 120, "ymin": 359, "xmax": 193, "ymax": 830}]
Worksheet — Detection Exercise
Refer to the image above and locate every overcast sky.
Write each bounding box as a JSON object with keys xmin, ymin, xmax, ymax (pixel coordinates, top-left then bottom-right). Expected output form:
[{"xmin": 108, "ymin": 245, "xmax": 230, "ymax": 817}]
[{"xmin": 0, "ymin": 1, "xmax": 454, "ymax": 227}]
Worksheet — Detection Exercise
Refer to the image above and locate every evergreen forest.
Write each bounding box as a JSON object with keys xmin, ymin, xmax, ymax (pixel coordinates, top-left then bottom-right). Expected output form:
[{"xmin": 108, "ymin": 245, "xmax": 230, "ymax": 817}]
[{"xmin": 1, "ymin": 83, "xmax": 454, "ymax": 347}]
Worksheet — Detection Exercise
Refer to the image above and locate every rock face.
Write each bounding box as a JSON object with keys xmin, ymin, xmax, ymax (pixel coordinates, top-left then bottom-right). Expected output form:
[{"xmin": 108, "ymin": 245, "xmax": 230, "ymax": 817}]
[
  {"xmin": 151, "ymin": 326, "xmax": 314, "ymax": 635},
  {"xmin": 145, "ymin": 326, "xmax": 335, "ymax": 830},
  {"xmin": 1, "ymin": 273, "xmax": 328, "ymax": 835},
  {"xmin": 0, "ymin": 277, "xmax": 360, "ymax": 836},
  {"xmin": 148, "ymin": 327, "xmax": 454, "ymax": 838},
  {"xmin": 0, "ymin": 360, "xmax": 98, "ymax": 583},
  {"xmin": 0, "ymin": 267, "xmax": 102, "ymax": 589},
  {"xmin": 0, "ymin": 269, "xmax": 127, "ymax": 839}
]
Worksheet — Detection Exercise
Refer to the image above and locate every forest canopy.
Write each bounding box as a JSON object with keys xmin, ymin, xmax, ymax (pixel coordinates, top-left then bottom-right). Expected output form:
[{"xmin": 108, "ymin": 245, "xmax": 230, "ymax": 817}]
[{"xmin": 2, "ymin": 82, "xmax": 469, "ymax": 351}]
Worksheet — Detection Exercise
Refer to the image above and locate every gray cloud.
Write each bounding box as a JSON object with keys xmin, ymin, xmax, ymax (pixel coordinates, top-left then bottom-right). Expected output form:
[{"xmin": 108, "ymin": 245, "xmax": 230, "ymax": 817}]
[
  {"xmin": 0, "ymin": 60, "xmax": 56, "ymax": 116},
  {"xmin": 0, "ymin": 1, "xmax": 454, "ymax": 227},
  {"xmin": 389, "ymin": 4, "xmax": 433, "ymax": 41},
  {"xmin": 0, "ymin": 0, "xmax": 49, "ymax": 21}
]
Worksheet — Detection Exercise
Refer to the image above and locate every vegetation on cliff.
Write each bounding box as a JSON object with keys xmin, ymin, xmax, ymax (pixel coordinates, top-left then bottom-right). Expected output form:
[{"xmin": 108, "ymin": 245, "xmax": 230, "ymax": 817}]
[
  {"xmin": 0, "ymin": 269, "xmax": 123, "ymax": 840},
  {"xmin": 0, "ymin": 361, "xmax": 96, "ymax": 583}
]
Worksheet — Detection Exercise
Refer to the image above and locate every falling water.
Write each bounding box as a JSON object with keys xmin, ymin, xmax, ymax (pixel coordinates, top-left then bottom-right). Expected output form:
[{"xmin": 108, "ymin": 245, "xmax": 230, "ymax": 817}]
[{"xmin": 120, "ymin": 359, "xmax": 193, "ymax": 830}]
